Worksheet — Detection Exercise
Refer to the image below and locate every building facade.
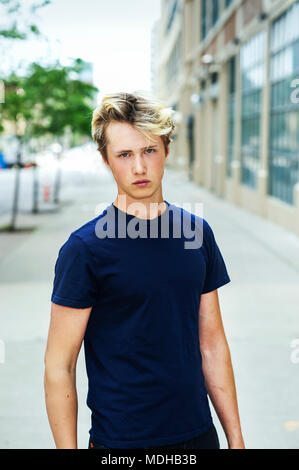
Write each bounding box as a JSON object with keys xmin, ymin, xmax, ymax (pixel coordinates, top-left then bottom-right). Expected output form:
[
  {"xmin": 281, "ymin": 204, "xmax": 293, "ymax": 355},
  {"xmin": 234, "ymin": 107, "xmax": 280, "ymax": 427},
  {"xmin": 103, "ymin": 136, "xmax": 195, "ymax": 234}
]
[{"xmin": 155, "ymin": 0, "xmax": 299, "ymax": 237}]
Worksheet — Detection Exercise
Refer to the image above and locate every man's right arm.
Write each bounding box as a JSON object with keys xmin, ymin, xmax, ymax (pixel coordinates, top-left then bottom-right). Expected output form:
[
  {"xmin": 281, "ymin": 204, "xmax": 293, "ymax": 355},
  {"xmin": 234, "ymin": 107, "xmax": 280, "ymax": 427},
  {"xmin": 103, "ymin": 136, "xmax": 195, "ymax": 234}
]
[{"xmin": 44, "ymin": 302, "xmax": 92, "ymax": 449}]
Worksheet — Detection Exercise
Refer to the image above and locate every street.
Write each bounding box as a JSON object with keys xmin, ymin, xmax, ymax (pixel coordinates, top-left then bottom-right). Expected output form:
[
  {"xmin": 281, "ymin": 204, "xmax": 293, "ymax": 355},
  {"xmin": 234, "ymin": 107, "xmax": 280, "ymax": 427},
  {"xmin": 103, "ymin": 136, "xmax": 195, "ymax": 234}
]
[
  {"xmin": 0, "ymin": 147, "xmax": 299, "ymax": 449},
  {"xmin": 0, "ymin": 144, "xmax": 105, "ymax": 226}
]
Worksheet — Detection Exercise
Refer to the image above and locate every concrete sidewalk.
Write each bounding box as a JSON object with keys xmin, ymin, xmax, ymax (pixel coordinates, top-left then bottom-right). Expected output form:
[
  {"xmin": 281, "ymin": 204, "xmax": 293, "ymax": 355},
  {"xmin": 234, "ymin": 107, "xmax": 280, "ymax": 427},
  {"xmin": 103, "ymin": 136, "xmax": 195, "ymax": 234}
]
[{"xmin": 0, "ymin": 161, "xmax": 298, "ymax": 449}]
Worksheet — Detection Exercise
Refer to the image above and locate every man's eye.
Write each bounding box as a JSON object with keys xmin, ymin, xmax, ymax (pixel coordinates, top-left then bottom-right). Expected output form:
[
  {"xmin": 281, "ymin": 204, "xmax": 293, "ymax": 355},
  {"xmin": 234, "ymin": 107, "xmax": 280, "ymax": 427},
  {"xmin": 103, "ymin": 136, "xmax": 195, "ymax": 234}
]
[
  {"xmin": 119, "ymin": 153, "xmax": 129, "ymax": 158},
  {"xmin": 145, "ymin": 148, "xmax": 155, "ymax": 154}
]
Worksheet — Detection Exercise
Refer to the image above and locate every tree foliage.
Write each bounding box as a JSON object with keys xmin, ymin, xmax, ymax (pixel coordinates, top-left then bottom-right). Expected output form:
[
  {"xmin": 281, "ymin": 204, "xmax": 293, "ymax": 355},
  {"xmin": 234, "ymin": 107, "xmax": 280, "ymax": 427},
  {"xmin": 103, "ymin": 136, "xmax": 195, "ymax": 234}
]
[{"xmin": 0, "ymin": 58, "xmax": 98, "ymax": 144}]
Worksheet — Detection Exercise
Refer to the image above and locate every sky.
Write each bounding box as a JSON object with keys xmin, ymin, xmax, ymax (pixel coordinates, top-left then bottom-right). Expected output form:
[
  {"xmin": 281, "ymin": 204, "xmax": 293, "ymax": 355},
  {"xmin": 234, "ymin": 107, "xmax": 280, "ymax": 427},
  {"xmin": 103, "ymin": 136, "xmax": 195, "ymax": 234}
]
[
  {"xmin": 34, "ymin": 0, "xmax": 162, "ymax": 102},
  {"xmin": 1, "ymin": 0, "xmax": 161, "ymax": 102}
]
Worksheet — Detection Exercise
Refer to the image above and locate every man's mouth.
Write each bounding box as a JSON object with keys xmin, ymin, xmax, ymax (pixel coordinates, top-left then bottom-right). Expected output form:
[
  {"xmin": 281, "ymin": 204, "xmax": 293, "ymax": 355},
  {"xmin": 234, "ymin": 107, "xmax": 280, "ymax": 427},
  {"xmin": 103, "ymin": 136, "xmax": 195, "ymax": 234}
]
[{"xmin": 133, "ymin": 180, "xmax": 150, "ymax": 187}]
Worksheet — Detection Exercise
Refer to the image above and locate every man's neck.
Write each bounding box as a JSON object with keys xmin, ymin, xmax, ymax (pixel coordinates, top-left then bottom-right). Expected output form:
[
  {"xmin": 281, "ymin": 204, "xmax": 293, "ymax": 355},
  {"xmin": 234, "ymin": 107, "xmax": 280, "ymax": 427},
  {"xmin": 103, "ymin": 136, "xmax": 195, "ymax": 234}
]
[{"xmin": 113, "ymin": 194, "xmax": 167, "ymax": 220}]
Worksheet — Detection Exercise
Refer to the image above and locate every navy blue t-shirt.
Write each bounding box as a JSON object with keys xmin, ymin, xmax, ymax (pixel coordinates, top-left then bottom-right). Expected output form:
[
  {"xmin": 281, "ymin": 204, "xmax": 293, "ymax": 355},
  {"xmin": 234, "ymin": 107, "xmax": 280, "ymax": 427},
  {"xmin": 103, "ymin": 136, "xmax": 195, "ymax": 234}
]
[{"xmin": 51, "ymin": 200, "xmax": 231, "ymax": 448}]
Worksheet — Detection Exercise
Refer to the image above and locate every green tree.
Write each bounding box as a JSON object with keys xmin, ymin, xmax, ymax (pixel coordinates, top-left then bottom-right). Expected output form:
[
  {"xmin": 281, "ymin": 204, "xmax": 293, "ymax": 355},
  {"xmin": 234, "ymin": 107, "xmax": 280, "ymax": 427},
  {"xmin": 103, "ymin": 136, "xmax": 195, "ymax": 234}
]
[
  {"xmin": 0, "ymin": 59, "xmax": 98, "ymax": 229},
  {"xmin": 0, "ymin": 72, "xmax": 34, "ymax": 230},
  {"xmin": 26, "ymin": 58, "xmax": 98, "ymax": 204},
  {"xmin": 0, "ymin": 0, "xmax": 51, "ymax": 230}
]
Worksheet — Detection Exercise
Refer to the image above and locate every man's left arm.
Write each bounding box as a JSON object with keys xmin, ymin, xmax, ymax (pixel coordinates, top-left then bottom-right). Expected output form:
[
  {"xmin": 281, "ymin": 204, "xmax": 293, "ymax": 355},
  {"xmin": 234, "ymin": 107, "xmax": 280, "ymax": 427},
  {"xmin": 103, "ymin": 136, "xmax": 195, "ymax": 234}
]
[{"xmin": 199, "ymin": 289, "xmax": 245, "ymax": 449}]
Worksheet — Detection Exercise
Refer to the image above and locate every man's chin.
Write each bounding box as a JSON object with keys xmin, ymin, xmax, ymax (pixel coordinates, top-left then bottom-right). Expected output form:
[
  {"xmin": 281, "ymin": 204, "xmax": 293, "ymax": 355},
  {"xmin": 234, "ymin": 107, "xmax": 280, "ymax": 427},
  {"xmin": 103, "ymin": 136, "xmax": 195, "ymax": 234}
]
[{"xmin": 125, "ymin": 187, "xmax": 155, "ymax": 199}]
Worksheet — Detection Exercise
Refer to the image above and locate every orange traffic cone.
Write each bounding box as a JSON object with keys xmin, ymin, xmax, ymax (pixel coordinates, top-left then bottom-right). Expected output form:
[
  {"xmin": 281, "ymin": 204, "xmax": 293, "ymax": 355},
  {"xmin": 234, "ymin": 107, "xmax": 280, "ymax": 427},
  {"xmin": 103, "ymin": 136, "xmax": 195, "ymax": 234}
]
[{"xmin": 44, "ymin": 183, "xmax": 51, "ymax": 202}]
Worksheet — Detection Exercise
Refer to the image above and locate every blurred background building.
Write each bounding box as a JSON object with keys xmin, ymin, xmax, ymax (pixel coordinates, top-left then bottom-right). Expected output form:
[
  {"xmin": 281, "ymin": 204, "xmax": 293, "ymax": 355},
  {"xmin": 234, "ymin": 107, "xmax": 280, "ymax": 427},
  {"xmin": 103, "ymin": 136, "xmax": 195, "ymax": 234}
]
[{"xmin": 153, "ymin": 0, "xmax": 299, "ymax": 237}]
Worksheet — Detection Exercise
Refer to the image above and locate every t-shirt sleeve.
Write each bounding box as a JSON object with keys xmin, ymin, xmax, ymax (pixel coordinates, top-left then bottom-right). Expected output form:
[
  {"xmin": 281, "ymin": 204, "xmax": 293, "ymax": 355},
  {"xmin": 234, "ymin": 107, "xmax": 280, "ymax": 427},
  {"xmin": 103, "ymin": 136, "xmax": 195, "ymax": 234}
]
[
  {"xmin": 51, "ymin": 233, "xmax": 99, "ymax": 308},
  {"xmin": 201, "ymin": 220, "xmax": 231, "ymax": 294}
]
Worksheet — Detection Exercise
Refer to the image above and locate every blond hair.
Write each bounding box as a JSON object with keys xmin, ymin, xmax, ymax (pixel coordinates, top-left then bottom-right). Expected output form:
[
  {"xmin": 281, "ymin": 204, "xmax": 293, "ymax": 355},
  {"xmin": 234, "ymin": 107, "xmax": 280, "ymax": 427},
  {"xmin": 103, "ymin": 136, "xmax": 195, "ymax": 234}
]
[{"xmin": 91, "ymin": 90, "xmax": 176, "ymax": 162}]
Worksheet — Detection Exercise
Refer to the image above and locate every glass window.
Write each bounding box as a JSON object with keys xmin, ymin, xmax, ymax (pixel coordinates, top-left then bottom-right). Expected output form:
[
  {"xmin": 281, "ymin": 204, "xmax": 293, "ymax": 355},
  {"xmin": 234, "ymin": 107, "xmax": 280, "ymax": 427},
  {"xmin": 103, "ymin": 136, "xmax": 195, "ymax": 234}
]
[
  {"xmin": 212, "ymin": 0, "xmax": 219, "ymax": 26},
  {"xmin": 166, "ymin": 32, "xmax": 182, "ymax": 84},
  {"xmin": 269, "ymin": 1, "xmax": 299, "ymax": 205},
  {"xmin": 166, "ymin": 0, "xmax": 178, "ymax": 33},
  {"xmin": 240, "ymin": 31, "xmax": 266, "ymax": 189},
  {"xmin": 227, "ymin": 56, "xmax": 236, "ymax": 177},
  {"xmin": 201, "ymin": 0, "xmax": 207, "ymax": 39}
]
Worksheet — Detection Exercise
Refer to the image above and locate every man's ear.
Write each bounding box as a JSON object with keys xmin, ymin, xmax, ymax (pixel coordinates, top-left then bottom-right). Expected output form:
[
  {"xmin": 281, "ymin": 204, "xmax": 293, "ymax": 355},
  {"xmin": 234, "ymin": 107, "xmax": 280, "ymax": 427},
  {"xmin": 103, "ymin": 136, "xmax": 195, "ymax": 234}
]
[
  {"xmin": 101, "ymin": 153, "xmax": 110, "ymax": 168},
  {"xmin": 165, "ymin": 144, "xmax": 170, "ymax": 160}
]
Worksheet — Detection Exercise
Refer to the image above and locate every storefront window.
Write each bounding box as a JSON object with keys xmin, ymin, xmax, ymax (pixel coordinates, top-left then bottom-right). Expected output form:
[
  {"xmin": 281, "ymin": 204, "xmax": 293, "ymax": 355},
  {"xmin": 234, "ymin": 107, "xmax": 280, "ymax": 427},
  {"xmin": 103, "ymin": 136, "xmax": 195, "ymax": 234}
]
[
  {"xmin": 240, "ymin": 31, "xmax": 266, "ymax": 188},
  {"xmin": 201, "ymin": 0, "xmax": 207, "ymax": 39},
  {"xmin": 227, "ymin": 56, "xmax": 236, "ymax": 177},
  {"xmin": 269, "ymin": 1, "xmax": 299, "ymax": 205}
]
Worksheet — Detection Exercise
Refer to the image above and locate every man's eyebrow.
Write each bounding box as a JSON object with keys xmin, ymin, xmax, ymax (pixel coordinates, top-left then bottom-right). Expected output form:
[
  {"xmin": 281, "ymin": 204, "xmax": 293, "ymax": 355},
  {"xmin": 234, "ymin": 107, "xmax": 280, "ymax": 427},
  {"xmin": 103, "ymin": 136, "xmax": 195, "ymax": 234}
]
[{"xmin": 114, "ymin": 144, "xmax": 158, "ymax": 154}]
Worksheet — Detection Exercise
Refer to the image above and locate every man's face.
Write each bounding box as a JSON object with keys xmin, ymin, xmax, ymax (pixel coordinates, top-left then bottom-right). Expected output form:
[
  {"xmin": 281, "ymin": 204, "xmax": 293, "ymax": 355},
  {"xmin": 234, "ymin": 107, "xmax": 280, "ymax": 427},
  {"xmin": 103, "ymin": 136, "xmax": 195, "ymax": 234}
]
[{"xmin": 102, "ymin": 121, "xmax": 169, "ymax": 203}]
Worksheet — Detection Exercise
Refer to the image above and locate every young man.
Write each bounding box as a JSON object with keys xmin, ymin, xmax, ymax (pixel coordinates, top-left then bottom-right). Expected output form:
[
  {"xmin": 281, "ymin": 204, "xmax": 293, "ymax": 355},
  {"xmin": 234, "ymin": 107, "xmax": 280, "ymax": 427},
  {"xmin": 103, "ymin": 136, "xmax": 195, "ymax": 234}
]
[{"xmin": 44, "ymin": 91, "xmax": 245, "ymax": 450}]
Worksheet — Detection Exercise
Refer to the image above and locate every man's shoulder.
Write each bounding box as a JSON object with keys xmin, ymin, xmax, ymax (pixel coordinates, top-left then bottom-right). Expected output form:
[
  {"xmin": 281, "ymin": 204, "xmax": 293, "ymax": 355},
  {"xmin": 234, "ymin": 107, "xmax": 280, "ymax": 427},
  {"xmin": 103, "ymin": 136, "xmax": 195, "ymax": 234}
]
[
  {"xmin": 169, "ymin": 202, "xmax": 206, "ymax": 227},
  {"xmin": 70, "ymin": 205, "xmax": 111, "ymax": 245}
]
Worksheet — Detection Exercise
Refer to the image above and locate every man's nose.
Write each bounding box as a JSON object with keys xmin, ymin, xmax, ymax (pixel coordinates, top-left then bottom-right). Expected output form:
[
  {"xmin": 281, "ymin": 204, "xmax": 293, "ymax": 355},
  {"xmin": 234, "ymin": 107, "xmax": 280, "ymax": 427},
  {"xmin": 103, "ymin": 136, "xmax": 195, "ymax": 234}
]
[{"xmin": 133, "ymin": 154, "xmax": 146, "ymax": 173}]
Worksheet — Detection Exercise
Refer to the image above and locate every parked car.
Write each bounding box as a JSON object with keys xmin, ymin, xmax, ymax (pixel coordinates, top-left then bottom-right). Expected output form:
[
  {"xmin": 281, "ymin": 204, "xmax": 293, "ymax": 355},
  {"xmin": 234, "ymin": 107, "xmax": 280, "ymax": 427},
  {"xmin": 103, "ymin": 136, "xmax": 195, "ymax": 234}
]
[{"xmin": 0, "ymin": 150, "xmax": 7, "ymax": 169}]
